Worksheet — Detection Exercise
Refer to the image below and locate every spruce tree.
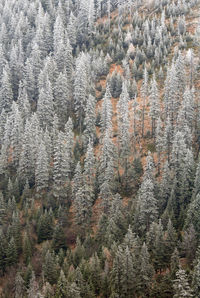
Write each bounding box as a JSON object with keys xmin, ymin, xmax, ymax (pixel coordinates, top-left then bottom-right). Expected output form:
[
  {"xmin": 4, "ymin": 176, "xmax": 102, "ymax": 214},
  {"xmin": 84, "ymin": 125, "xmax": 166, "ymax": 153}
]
[
  {"xmin": 140, "ymin": 66, "xmax": 148, "ymax": 137},
  {"xmin": 35, "ymin": 140, "xmax": 49, "ymax": 192},
  {"xmin": 173, "ymin": 267, "xmax": 193, "ymax": 298}
]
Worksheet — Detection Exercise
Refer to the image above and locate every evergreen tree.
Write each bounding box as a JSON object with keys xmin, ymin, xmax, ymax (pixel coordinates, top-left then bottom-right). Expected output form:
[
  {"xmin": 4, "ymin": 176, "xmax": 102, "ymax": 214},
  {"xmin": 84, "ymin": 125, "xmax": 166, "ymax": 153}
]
[
  {"xmin": 186, "ymin": 194, "xmax": 200, "ymax": 239},
  {"xmin": 15, "ymin": 272, "xmax": 26, "ymax": 298},
  {"xmin": 56, "ymin": 269, "xmax": 68, "ymax": 297},
  {"xmin": 135, "ymin": 177, "xmax": 158, "ymax": 235},
  {"xmin": 37, "ymin": 78, "xmax": 54, "ymax": 129},
  {"xmin": 35, "ymin": 140, "xmax": 49, "ymax": 192},
  {"xmin": 74, "ymin": 183, "xmax": 93, "ymax": 226},
  {"xmin": 173, "ymin": 267, "xmax": 193, "ymax": 298},
  {"xmin": 101, "ymin": 83, "xmax": 113, "ymax": 132},
  {"xmin": 74, "ymin": 52, "xmax": 89, "ymax": 133},
  {"xmin": 149, "ymin": 74, "xmax": 160, "ymax": 137},
  {"xmin": 140, "ymin": 67, "xmax": 148, "ymax": 137},
  {"xmin": 27, "ymin": 271, "xmax": 41, "ymax": 298},
  {"xmin": 170, "ymin": 248, "xmax": 180, "ymax": 278},
  {"xmin": 6, "ymin": 237, "xmax": 17, "ymax": 266},
  {"xmin": 23, "ymin": 231, "xmax": 32, "ymax": 265},
  {"xmin": 0, "ymin": 64, "xmax": 13, "ymax": 113},
  {"xmin": 117, "ymin": 81, "xmax": 131, "ymax": 189},
  {"xmin": 54, "ymin": 71, "xmax": 70, "ymax": 127},
  {"xmin": 192, "ymin": 254, "xmax": 200, "ymax": 297},
  {"xmin": 84, "ymin": 140, "xmax": 96, "ymax": 191},
  {"xmin": 52, "ymin": 224, "xmax": 67, "ymax": 253},
  {"xmin": 84, "ymin": 94, "xmax": 96, "ymax": 147},
  {"xmin": 43, "ymin": 250, "xmax": 59, "ymax": 285},
  {"xmin": 138, "ymin": 243, "xmax": 154, "ymax": 297}
]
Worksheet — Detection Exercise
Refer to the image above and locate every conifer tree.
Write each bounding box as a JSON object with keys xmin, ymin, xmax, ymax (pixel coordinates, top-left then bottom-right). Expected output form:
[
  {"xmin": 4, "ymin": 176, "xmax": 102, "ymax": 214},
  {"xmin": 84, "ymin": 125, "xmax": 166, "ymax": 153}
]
[
  {"xmin": 6, "ymin": 237, "xmax": 17, "ymax": 266},
  {"xmin": 74, "ymin": 183, "xmax": 93, "ymax": 226},
  {"xmin": 43, "ymin": 250, "xmax": 59, "ymax": 285},
  {"xmin": 35, "ymin": 140, "xmax": 49, "ymax": 192},
  {"xmin": 74, "ymin": 52, "xmax": 89, "ymax": 133},
  {"xmin": 84, "ymin": 140, "xmax": 96, "ymax": 191},
  {"xmin": 54, "ymin": 71, "xmax": 70, "ymax": 127},
  {"xmin": 149, "ymin": 74, "xmax": 160, "ymax": 137},
  {"xmin": 192, "ymin": 255, "xmax": 200, "ymax": 297},
  {"xmin": 117, "ymin": 81, "xmax": 131, "ymax": 188},
  {"xmin": 141, "ymin": 67, "xmax": 148, "ymax": 137},
  {"xmin": 37, "ymin": 78, "xmax": 54, "ymax": 129},
  {"xmin": 138, "ymin": 243, "xmax": 154, "ymax": 297},
  {"xmin": 135, "ymin": 177, "xmax": 158, "ymax": 235},
  {"xmin": 101, "ymin": 83, "xmax": 113, "ymax": 132},
  {"xmin": 15, "ymin": 272, "xmax": 26, "ymax": 298},
  {"xmin": 0, "ymin": 64, "xmax": 13, "ymax": 113},
  {"xmin": 84, "ymin": 94, "xmax": 96, "ymax": 146},
  {"xmin": 27, "ymin": 271, "xmax": 41, "ymax": 298},
  {"xmin": 173, "ymin": 267, "xmax": 193, "ymax": 298}
]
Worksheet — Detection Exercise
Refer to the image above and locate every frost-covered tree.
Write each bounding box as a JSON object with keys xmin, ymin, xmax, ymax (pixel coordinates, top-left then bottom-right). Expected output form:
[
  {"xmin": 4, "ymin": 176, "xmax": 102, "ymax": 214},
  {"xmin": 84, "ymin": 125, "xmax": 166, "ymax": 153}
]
[
  {"xmin": 84, "ymin": 94, "xmax": 96, "ymax": 147},
  {"xmin": 141, "ymin": 67, "xmax": 148, "ymax": 137},
  {"xmin": 117, "ymin": 81, "xmax": 131, "ymax": 183},
  {"xmin": 0, "ymin": 64, "xmax": 13, "ymax": 113},
  {"xmin": 135, "ymin": 177, "xmax": 158, "ymax": 234},
  {"xmin": 74, "ymin": 184, "xmax": 93, "ymax": 226},
  {"xmin": 54, "ymin": 71, "xmax": 70, "ymax": 127},
  {"xmin": 101, "ymin": 83, "xmax": 113, "ymax": 132},
  {"xmin": 74, "ymin": 52, "xmax": 89, "ymax": 132},
  {"xmin": 37, "ymin": 78, "xmax": 54, "ymax": 129},
  {"xmin": 173, "ymin": 267, "xmax": 193, "ymax": 298},
  {"xmin": 35, "ymin": 140, "xmax": 49, "ymax": 192},
  {"xmin": 149, "ymin": 74, "xmax": 160, "ymax": 137},
  {"xmin": 84, "ymin": 140, "xmax": 96, "ymax": 191}
]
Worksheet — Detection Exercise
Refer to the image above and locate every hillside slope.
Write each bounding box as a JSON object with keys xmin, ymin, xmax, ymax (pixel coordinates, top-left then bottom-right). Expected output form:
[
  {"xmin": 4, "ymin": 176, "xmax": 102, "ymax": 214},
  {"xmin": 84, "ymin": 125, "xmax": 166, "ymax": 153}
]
[{"xmin": 0, "ymin": 0, "xmax": 200, "ymax": 297}]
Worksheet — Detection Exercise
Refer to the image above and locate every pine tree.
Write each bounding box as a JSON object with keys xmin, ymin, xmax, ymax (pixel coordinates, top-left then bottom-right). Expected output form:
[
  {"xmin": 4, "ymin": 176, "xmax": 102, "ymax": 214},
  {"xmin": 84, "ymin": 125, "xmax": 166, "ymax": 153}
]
[
  {"xmin": 192, "ymin": 255, "xmax": 200, "ymax": 297},
  {"xmin": 170, "ymin": 248, "xmax": 180, "ymax": 278},
  {"xmin": 23, "ymin": 231, "xmax": 32, "ymax": 265},
  {"xmin": 173, "ymin": 267, "xmax": 193, "ymax": 298},
  {"xmin": 0, "ymin": 230, "xmax": 7, "ymax": 274},
  {"xmin": 0, "ymin": 64, "xmax": 13, "ymax": 113},
  {"xmin": 101, "ymin": 83, "xmax": 113, "ymax": 132},
  {"xmin": 35, "ymin": 140, "xmax": 49, "ymax": 192},
  {"xmin": 37, "ymin": 210, "xmax": 54, "ymax": 243},
  {"xmin": 84, "ymin": 140, "xmax": 96, "ymax": 191},
  {"xmin": 121, "ymin": 246, "xmax": 136, "ymax": 297},
  {"xmin": 135, "ymin": 177, "xmax": 158, "ymax": 235},
  {"xmin": 43, "ymin": 250, "xmax": 59, "ymax": 285},
  {"xmin": 15, "ymin": 272, "xmax": 26, "ymax": 298},
  {"xmin": 52, "ymin": 224, "xmax": 67, "ymax": 253},
  {"xmin": 56, "ymin": 270, "xmax": 68, "ymax": 297},
  {"xmin": 27, "ymin": 271, "xmax": 41, "ymax": 298},
  {"xmin": 149, "ymin": 74, "xmax": 160, "ymax": 137},
  {"xmin": 37, "ymin": 78, "xmax": 54, "ymax": 129},
  {"xmin": 182, "ymin": 225, "xmax": 197, "ymax": 265},
  {"xmin": 117, "ymin": 81, "xmax": 131, "ymax": 188},
  {"xmin": 6, "ymin": 237, "xmax": 17, "ymax": 266},
  {"xmin": 164, "ymin": 219, "xmax": 177, "ymax": 264},
  {"xmin": 54, "ymin": 71, "xmax": 70, "ymax": 127},
  {"xmin": 140, "ymin": 66, "xmax": 148, "ymax": 137},
  {"xmin": 74, "ymin": 183, "xmax": 93, "ymax": 226},
  {"xmin": 138, "ymin": 243, "xmax": 154, "ymax": 297},
  {"xmin": 67, "ymin": 12, "xmax": 77, "ymax": 47},
  {"xmin": 111, "ymin": 245, "xmax": 125, "ymax": 297},
  {"xmin": 99, "ymin": 127, "xmax": 116, "ymax": 189},
  {"xmin": 84, "ymin": 94, "xmax": 96, "ymax": 147},
  {"xmin": 155, "ymin": 117, "xmax": 163, "ymax": 175},
  {"xmin": 74, "ymin": 52, "xmax": 89, "ymax": 133},
  {"xmin": 163, "ymin": 116, "xmax": 173, "ymax": 163}
]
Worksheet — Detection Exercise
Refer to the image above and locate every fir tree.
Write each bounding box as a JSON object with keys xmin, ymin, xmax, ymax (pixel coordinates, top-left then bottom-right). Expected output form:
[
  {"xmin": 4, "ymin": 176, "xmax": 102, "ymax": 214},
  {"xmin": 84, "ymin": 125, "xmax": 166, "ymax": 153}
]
[{"xmin": 173, "ymin": 267, "xmax": 193, "ymax": 298}]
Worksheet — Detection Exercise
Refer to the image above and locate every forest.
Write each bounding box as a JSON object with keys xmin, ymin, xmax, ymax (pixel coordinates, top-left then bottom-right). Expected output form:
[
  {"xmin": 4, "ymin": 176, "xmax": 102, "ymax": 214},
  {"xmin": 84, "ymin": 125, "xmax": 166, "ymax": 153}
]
[{"xmin": 0, "ymin": 0, "xmax": 200, "ymax": 297}]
